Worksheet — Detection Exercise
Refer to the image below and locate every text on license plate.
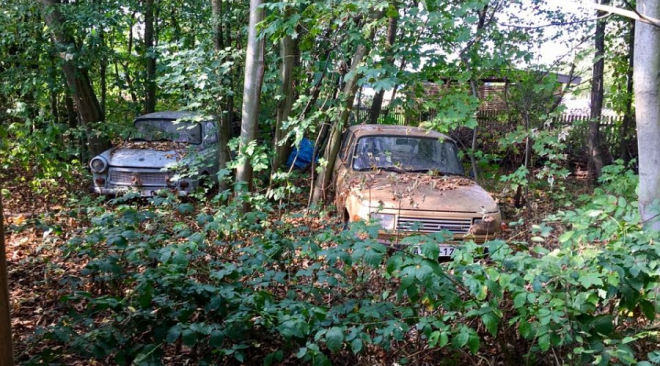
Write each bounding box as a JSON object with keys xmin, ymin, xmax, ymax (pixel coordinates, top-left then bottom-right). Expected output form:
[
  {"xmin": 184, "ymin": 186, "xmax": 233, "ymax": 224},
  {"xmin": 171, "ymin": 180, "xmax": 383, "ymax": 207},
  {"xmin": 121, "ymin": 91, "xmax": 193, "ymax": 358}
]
[{"xmin": 438, "ymin": 245, "xmax": 455, "ymax": 257}]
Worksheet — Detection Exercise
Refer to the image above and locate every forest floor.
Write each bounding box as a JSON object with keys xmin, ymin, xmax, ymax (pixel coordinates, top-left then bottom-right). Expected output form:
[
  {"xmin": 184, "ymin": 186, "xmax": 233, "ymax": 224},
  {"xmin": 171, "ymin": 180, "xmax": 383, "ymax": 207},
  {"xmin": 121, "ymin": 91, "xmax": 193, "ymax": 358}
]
[{"xmin": 3, "ymin": 166, "xmax": 593, "ymax": 365}]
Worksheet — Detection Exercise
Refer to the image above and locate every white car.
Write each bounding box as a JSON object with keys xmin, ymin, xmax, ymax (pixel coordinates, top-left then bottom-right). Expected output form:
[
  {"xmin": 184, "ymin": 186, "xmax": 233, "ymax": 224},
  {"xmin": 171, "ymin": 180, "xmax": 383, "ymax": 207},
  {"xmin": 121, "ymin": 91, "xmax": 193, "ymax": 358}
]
[{"xmin": 89, "ymin": 111, "xmax": 219, "ymax": 196}]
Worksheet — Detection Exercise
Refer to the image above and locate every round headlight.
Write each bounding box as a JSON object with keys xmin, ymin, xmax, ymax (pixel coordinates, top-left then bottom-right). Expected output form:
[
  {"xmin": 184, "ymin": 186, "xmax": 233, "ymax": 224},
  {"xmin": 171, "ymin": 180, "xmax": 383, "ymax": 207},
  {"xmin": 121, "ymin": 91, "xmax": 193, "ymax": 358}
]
[{"xmin": 90, "ymin": 157, "xmax": 108, "ymax": 173}]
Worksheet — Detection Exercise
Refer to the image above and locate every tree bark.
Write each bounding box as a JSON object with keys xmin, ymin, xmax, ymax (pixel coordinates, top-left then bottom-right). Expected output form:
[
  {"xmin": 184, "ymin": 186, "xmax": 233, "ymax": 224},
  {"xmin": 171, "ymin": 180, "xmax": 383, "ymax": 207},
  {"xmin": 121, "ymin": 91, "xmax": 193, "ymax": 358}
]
[
  {"xmin": 235, "ymin": 0, "xmax": 264, "ymax": 204},
  {"xmin": 38, "ymin": 0, "xmax": 111, "ymax": 157},
  {"xmin": 211, "ymin": 0, "xmax": 224, "ymax": 50},
  {"xmin": 0, "ymin": 195, "xmax": 15, "ymax": 366},
  {"xmin": 144, "ymin": 0, "xmax": 157, "ymax": 113},
  {"xmin": 619, "ymin": 20, "xmax": 635, "ymax": 162},
  {"xmin": 271, "ymin": 31, "xmax": 297, "ymax": 176},
  {"xmin": 311, "ymin": 43, "xmax": 370, "ymax": 204},
  {"xmin": 635, "ymin": 0, "xmax": 660, "ymax": 229},
  {"xmin": 369, "ymin": 9, "xmax": 398, "ymax": 124},
  {"xmin": 212, "ymin": 0, "xmax": 232, "ymax": 192},
  {"xmin": 587, "ymin": 0, "xmax": 611, "ymax": 180}
]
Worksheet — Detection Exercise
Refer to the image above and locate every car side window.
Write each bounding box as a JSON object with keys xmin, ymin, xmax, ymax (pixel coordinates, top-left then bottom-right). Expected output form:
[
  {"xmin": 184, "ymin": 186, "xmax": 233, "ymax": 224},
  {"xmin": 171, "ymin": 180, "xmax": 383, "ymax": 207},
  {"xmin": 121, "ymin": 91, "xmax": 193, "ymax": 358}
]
[
  {"xmin": 339, "ymin": 131, "xmax": 354, "ymax": 161},
  {"xmin": 204, "ymin": 121, "xmax": 218, "ymax": 144}
]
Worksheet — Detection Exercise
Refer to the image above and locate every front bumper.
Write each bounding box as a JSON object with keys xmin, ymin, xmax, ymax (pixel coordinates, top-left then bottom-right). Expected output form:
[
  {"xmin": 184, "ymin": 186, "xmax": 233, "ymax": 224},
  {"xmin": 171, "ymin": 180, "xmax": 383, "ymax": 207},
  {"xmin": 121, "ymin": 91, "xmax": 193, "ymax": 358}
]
[
  {"xmin": 92, "ymin": 186, "xmax": 190, "ymax": 197},
  {"xmin": 375, "ymin": 231, "xmax": 497, "ymax": 246}
]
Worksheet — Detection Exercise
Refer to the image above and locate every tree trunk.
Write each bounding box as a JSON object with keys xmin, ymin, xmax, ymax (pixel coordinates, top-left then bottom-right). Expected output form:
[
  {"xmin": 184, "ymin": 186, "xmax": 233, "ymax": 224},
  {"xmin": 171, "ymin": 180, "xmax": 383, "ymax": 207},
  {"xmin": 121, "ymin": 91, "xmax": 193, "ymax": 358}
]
[
  {"xmin": 212, "ymin": 0, "xmax": 231, "ymax": 192},
  {"xmin": 211, "ymin": 0, "xmax": 224, "ymax": 50},
  {"xmin": 619, "ymin": 20, "xmax": 635, "ymax": 162},
  {"xmin": 634, "ymin": 0, "xmax": 660, "ymax": 229},
  {"xmin": 235, "ymin": 0, "xmax": 264, "ymax": 204},
  {"xmin": 311, "ymin": 43, "xmax": 370, "ymax": 204},
  {"xmin": 587, "ymin": 0, "xmax": 611, "ymax": 180},
  {"xmin": 0, "ymin": 195, "xmax": 15, "ymax": 366},
  {"xmin": 144, "ymin": 0, "xmax": 157, "ymax": 113},
  {"xmin": 38, "ymin": 0, "xmax": 111, "ymax": 157},
  {"xmin": 369, "ymin": 10, "xmax": 398, "ymax": 124},
  {"xmin": 99, "ymin": 27, "xmax": 107, "ymax": 117},
  {"xmin": 271, "ymin": 31, "xmax": 297, "ymax": 176}
]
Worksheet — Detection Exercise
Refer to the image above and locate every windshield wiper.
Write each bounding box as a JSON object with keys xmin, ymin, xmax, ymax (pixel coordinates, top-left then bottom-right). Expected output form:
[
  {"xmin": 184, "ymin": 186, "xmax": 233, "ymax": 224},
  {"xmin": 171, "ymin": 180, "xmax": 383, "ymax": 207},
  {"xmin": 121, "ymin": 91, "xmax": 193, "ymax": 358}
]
[
  {"xmin": 436, "ymin": 171, "xmax": 464, "ymax": 177},
  {"xmin": 378, "ymin": 166, "xmax": 407, "ymax": 173}
]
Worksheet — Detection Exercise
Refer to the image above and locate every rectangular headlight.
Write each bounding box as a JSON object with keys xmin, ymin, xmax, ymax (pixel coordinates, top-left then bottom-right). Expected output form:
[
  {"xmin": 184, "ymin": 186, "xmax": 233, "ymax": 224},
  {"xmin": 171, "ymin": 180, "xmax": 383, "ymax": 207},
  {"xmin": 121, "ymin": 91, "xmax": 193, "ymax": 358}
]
[{"xmin": 370, "ymin": 213, "xmax": 395, "ymax": 230}]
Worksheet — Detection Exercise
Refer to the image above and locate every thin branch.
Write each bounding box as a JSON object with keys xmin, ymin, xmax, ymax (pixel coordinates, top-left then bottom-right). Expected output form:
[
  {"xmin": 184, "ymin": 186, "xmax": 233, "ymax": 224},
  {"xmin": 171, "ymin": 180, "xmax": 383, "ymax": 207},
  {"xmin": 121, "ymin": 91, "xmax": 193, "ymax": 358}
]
[
  {"xmin": 498, "ymin": 13, "xmax": 612, "ymax": 29},
  {"xmin": 585, "ymin": 2, "xmax": 660, "ymax": 28}
]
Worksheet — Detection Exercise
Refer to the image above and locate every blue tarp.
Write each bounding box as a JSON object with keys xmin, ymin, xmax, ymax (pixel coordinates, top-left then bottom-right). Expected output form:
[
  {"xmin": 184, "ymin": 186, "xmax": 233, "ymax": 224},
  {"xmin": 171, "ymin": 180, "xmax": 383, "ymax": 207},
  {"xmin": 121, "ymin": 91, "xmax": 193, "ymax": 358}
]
[{"xmin": 286, "ymin": 137, "xmax": 316, "ymax": 169}]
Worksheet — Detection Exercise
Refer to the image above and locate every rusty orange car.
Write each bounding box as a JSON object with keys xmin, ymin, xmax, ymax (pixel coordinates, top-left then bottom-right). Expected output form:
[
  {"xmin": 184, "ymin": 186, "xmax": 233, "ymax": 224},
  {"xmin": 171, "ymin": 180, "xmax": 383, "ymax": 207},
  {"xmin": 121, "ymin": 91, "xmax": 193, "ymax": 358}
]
[{"xmin": 333, "ymin": 124, "xmax": 501, "ymax": 256}]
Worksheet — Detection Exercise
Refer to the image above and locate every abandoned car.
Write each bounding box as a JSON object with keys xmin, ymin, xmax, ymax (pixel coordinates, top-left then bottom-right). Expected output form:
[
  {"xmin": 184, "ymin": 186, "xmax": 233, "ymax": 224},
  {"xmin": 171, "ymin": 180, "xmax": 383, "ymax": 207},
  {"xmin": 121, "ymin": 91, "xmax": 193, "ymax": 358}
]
[
  {"xmin": 334, "ymin": 124, "xmax": 501, "ymax": 256},
  {"xmin": 89, "ymin": 111, "xmax": 219, "ymax": 196}
]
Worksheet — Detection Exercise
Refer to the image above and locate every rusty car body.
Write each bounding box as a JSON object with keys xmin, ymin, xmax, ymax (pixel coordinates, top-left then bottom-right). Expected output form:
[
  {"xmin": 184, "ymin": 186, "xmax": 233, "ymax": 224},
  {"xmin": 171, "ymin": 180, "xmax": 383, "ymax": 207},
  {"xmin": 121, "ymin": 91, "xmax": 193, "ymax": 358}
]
[
  {"xmin": 333, "ymin": 124, "xmax": 501, "ymax": 256},
  {"xmin": 89, "ymin": 111, "xmax": 219, "ymax": 196}
]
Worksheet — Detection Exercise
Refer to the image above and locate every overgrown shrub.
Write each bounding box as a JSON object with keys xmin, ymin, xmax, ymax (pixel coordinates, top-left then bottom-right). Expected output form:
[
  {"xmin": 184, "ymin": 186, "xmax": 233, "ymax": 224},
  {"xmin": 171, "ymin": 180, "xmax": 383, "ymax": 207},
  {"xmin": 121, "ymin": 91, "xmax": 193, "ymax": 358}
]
[{"xmin": 30, "ymin": 165, "xmax": 659, "ymax": 365}]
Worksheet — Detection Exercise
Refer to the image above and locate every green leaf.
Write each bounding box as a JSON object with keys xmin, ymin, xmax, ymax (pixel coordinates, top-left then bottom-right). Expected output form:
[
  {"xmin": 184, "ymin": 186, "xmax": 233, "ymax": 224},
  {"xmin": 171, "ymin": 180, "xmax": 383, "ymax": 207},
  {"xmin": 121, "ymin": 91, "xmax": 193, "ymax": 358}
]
[
  {"xmin": 558, "ymin": 231, "xmax": 574, "ymax": 243},
  {"xmin": 640, "ymin": 300, "xmax": 656, "ymax": 321},
  {"xmin": 264, "ymin": 350, "xmax": 284, "ymax": 366},
  {"xmin": 421, "ymin": 241, "xmax": 439, "ymax": 259},
  {"xmin": 439, "ymin": 332, "xmax": 449, "ymax": 347},
  {"xmin": 351, "ymin": 338, "xmax": 363, "ymax": 354},
  {"xmin": 182, "ymin": 329, "xmax": 196, "ymax": 347},
  {"xmin": 538, "ymin": 333, "xmax": 550, "ymax": 352},
  {"xmin": 455, "ymin": 327, "xmax": 470, "ymax": 347},
  {"xmin": 166, "ymin": 324, "xmax": 182, "ymax": 344},
  {"xmin": 519, "ymin": 319, "xmax": 531, "ymax": 338},
  {"xmin": 326, "ymin": 327, "xmax": 344, "ymax": 353},
  {"xmin": 467, "ymin": 332, "xmax": 480, "ymax": 354},
  {"xmin": 312, "ymin": 353, "xmax": 331, "ymax": 366},
  {"xmin": 481, "ymin": 313, "xmax": 499, "ymax": 336},
  {"xmin": 514, "ymin": 292, "xmax": 527, "ymax": 308},
  {"xmin": 578, "ymin": 274, "xmax": 603, "ymax": 289}
]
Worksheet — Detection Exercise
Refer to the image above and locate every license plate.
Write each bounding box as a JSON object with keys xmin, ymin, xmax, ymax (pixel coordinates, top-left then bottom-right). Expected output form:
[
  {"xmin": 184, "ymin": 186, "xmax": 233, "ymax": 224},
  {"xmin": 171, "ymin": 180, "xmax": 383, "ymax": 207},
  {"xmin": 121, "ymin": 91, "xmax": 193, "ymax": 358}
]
[
  {"xmin": 417, "ymin": 244, "xmax": 456, "ymax": 257},
  {"xmin": 140, "ymin": 189, "xmax": 155, "ymax": 197},
  {"xmin": 438, "ymin": 245, "xmax": 455, "ymax": 257}
]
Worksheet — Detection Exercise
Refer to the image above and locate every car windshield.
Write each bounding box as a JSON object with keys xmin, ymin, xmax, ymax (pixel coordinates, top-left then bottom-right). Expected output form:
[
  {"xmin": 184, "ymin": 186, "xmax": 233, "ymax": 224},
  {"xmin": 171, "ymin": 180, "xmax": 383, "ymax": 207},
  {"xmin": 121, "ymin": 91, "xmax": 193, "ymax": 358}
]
[
  {"xmin": 352, "ymin": 135, "xmax": 464, "ymax": 175},
  {"xmin": 131, "ymin": 119, "xmax": 202, "ymax": 144}
]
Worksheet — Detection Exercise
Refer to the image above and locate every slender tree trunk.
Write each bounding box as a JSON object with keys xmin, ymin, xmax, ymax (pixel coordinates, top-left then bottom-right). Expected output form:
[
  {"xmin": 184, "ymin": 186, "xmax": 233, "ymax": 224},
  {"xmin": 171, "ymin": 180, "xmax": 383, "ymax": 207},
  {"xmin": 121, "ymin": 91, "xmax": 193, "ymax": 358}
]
[
  {"xmin": 38, "ymin": 0, "xmax": 111, "ymax": 157},
  {"xmin": 634, "ymin": 0, "xmax": 660, "ymax": 229},
  {"xmin": 0, "ymin": 195, "xmax": 15, "ymax": 366},
  {"xmin": 144, "ymin": 0, "xmax": 157, "ymax": 113},
  {"xmin": 212, "ymin": 0, "xmax": 224, "ymax": 50},
  {"xmin": 212, "ymin": 0, "xmax": 231, "ymax": 191},
  {"xmin": 235, "ymin": 0, "xmax": 264, "ymax": 205},
  {"xmin": 620, "ymin": 20, "xmax": 635, "ymax": 161},
  {"xmin": 271, "ymin": 30, "xmax": 297, "ymax": 176},
  {"xmin": 311, "ymin": 43, "xmax": 370, "ymax": 204},
  {"xmin": 587, "ymin": 0, "xmax": 611, "ymax": 180},
  {"xmin": 369, "ymin": 8, "xmax": 398, "ymax": 124},
  {"xmin": 99, "ymin": 27, "xmax": 107, "ymax": 117}
]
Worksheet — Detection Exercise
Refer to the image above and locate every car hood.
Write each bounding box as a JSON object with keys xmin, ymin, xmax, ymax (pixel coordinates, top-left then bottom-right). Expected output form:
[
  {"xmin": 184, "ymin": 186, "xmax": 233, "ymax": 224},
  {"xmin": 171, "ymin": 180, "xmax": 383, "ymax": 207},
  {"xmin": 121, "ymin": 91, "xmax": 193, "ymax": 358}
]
[
  {"xmin": 344, "ymin": 172, "xmax": 499, "ymax": 213},
  {"xmin": 101, "ymin": 147, "xmax": 186, "ymax": 169}
]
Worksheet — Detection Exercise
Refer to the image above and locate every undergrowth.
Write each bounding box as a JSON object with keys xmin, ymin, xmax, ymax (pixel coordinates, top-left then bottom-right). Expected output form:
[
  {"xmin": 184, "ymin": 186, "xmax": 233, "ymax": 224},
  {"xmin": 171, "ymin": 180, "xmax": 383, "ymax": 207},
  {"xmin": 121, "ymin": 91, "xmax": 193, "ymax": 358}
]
[{"xmin": 13, "ymin": 163, "xmax": 660, "ymax": 365}]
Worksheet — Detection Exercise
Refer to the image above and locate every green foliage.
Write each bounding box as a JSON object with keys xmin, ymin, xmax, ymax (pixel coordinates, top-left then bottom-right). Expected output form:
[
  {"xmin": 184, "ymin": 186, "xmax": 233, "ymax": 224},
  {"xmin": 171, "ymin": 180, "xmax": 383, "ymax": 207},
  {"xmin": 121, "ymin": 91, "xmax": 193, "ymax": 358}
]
[
  {"xmin": 498, "ymin": 71, "xmax": 571, "ymax": 198},
  {"xmin": 30, "ymin": 166, "xmax": 660, "ymax": 365}
]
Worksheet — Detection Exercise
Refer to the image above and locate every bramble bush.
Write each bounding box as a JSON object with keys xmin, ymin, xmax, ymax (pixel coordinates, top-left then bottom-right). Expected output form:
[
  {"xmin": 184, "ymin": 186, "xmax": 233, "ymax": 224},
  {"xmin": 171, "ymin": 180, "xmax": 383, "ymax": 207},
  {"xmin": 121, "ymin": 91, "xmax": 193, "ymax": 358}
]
[{"xmin": 29, "ymin": 163, "xmax": 660, "ymax": 365}]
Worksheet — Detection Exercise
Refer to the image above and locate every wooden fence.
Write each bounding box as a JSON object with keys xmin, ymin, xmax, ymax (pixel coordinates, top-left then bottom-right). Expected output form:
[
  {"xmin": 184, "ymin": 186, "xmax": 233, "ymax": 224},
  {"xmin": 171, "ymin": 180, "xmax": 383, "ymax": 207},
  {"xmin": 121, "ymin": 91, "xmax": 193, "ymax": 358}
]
[{"xmin": 353, "ymin": 107, "xmax": 633, "ymax": 161}]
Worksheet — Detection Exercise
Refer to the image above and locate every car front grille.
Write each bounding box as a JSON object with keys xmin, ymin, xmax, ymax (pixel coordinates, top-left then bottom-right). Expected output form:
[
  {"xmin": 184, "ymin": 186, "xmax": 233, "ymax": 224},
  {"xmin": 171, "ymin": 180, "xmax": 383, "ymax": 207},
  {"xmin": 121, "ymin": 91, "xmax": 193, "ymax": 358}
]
[
  {"xmin": 396, "ymin": 217, "xmax": 472, "ymax": 234},
  {"xmin": 109, "ymin": 170, "xmax": 168, "ymax": 186}
]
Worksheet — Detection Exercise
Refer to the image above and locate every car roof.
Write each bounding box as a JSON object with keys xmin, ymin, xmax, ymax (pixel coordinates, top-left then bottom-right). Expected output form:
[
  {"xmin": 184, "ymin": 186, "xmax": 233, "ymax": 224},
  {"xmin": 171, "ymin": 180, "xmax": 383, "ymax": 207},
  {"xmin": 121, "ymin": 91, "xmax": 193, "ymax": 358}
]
[
  {"xmin": 135, "ymin": 111, "xmax": 202, "ymax": 121},
  {"xmin": 348, "ymin": 124, "xmax": 454, "ymax": 141}
]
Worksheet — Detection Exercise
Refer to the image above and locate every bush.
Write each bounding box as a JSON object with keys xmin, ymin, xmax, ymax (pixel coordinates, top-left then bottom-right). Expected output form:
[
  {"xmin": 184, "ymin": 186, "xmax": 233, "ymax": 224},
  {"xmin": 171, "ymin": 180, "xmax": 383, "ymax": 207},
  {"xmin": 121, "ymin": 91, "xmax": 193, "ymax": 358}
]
[{"xmin": 31, "ymin": 165, "xmax": 660, "ymax": 365}]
